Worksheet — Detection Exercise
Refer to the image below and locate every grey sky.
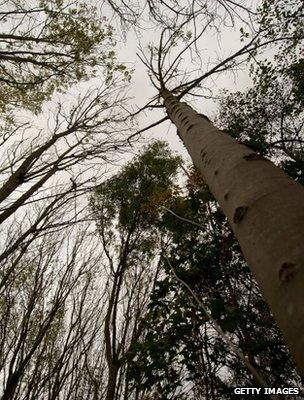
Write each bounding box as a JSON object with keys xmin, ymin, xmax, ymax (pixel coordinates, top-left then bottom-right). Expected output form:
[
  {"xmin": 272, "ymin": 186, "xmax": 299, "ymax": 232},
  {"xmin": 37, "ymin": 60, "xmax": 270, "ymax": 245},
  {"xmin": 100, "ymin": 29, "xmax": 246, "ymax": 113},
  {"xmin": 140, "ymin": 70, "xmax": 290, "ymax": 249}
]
[{"xmin": 113, "ymin": 0, "xmax": 261, "ymax": 161}]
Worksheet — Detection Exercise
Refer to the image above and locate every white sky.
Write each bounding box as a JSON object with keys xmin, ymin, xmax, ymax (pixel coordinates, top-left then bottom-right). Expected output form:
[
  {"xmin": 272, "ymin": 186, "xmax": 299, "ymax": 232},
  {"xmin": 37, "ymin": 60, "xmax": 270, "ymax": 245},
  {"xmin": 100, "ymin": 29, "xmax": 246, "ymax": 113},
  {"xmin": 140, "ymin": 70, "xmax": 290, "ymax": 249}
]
[
  {"xmin": 0, "ymin": 0, "xmax": 265, "ymax": 230},
  {"xmin": 31, "ymin": 0, "xmax": 263, "ymax": 171},
  {"xmin": 111, "ymin": 1, "xmax": 260, "ymax": 163}
]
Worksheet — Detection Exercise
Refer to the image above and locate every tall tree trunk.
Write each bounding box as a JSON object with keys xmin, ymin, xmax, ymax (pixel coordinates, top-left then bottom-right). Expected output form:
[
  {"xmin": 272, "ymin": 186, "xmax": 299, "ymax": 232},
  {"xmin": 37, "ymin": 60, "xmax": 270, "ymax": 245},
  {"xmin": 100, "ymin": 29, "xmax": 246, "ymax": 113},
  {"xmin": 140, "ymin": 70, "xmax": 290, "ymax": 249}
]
[{"xmin": 161, "ymin": 88, "xmax": 304, "ymax": 375}]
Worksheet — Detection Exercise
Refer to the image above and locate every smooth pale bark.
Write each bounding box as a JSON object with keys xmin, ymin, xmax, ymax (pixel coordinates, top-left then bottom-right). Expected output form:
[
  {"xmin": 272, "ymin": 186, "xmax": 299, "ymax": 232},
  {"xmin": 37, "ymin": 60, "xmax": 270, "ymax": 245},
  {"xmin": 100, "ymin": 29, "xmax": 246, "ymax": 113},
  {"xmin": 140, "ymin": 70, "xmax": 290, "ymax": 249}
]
[{"xmin": 161, "ymin": 89, "xmax": 304, "ymax": 375}]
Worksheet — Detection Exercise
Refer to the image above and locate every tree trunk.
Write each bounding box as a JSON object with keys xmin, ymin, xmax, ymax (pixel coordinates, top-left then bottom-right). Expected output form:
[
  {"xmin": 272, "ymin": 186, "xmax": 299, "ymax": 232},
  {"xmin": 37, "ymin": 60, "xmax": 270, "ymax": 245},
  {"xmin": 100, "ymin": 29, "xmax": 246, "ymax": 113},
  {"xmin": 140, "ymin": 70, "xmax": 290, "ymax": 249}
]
[
  {"xmin": 105, "ymin": 364, "xmax": 119, "ymax": 400},
  {"xmin": 161, "ymin": 88, "xmax": 304, "ymax": 375}
]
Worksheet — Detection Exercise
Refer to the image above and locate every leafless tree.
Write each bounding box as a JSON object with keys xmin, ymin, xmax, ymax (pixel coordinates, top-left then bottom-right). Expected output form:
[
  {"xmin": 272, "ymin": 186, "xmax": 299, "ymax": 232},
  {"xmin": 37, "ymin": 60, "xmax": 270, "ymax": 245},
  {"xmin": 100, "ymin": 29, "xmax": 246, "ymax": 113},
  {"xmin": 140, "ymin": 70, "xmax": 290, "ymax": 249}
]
[
  {"xmin": 104, "ymin": 0, "xmax": 256, "ymax": 31},
  {"xmin": 0, "ymin": 224, "xmax": 109, "ymax": 400},
  {"xmin": 0, "ymin": 3, "xmax": 139, "ymax": 398}
]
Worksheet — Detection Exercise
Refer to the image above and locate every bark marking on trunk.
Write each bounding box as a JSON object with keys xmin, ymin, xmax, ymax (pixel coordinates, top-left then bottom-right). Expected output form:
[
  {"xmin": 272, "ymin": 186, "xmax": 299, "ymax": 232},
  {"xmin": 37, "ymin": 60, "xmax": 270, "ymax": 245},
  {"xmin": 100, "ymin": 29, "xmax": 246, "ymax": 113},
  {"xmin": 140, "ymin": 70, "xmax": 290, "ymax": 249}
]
[{"xmin": 161, "ymin": 89, "xmax": 304, "ymax": 375}]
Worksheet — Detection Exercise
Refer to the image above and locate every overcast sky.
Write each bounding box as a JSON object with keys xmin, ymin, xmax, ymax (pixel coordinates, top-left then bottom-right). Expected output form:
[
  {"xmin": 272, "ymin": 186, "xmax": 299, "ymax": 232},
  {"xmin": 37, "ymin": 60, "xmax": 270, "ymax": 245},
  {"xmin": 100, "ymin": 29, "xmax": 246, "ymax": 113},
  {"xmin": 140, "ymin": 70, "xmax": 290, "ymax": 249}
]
[
  {"xmin": 29, "ymin": 0, "xmax": 264, "ymax": 184},
  {"xmin": 110, "ymin": 0, "xmax": 260, "ymax": 163}
]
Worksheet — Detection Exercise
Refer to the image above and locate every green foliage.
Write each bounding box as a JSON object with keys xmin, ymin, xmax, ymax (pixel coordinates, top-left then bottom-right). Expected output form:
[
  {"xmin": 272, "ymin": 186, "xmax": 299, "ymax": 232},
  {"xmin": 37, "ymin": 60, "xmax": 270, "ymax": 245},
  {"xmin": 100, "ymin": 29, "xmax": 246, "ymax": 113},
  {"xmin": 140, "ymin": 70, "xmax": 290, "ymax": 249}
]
[
  {"xmin": 258, "ymin": 0, "xmax": 303, "ymax": 55},
  {"xmin": 217, "ymin": 63, "xmax": 304, "ymax": 183},
  {"xmin": 92, "ymin": 141, "xmax": 181, "ymax": 234},
  {"xmin": 287, "ymin": 59, "xmax": 304, "ymax": 108},
  {"xmin": 120, "ymin": 5, "xmax": 302, "ymax": 395},
  {"xmin": 121, "ymin": 1, "xmax": 304, "ymax": 400},
  {"xmin": 124, "ymin": 165, "xmax": 301, "ymax": 398},
  {"xmin": 0, "ymin": 0, "xmax": 130, "ymax": 113},
  {"xmin": 252, "ymin": 0, "xmax": 303, "ymax": 94}
]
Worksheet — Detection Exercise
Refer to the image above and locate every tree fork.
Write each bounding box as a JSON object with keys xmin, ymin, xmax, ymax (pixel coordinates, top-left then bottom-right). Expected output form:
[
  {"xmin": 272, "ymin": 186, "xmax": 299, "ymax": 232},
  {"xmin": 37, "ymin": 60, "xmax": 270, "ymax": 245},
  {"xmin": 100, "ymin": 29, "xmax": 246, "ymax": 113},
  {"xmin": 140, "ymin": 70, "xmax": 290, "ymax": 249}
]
[{"xmin": 161, "ymin": 88, "xmax": 304, "ymax": 375}]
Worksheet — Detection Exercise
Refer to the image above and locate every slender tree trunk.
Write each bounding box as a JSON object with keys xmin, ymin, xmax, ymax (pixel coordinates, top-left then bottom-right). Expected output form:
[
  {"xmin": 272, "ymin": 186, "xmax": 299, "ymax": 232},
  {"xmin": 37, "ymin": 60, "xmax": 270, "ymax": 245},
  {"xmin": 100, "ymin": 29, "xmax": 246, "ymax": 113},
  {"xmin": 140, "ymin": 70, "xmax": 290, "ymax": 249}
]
[
  {"xmin": 105, "ymin": 364, "xmax": 119, "ymax": 400},
  {"xmin": 161, "ymin": 88, "xmax": 304, "ymax": 375}
]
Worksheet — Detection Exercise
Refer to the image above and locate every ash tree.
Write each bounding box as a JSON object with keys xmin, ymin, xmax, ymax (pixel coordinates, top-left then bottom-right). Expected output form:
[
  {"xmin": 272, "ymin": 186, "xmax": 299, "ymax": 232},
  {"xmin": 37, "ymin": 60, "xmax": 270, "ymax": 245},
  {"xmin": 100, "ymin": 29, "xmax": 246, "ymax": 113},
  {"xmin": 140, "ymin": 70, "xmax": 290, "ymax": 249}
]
[{"xmin": 133, "ymin": 0, "xmax": 304, "ymax": 374}]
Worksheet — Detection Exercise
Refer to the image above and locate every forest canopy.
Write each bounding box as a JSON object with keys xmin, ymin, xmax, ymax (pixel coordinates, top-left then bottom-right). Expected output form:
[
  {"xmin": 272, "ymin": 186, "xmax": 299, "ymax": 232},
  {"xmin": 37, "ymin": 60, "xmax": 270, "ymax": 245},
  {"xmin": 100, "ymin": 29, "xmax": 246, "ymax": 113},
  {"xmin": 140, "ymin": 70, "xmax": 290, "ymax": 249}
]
[{"xmin": 0, "ymin": 0, "xmax": 303, "ymax": 399}]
